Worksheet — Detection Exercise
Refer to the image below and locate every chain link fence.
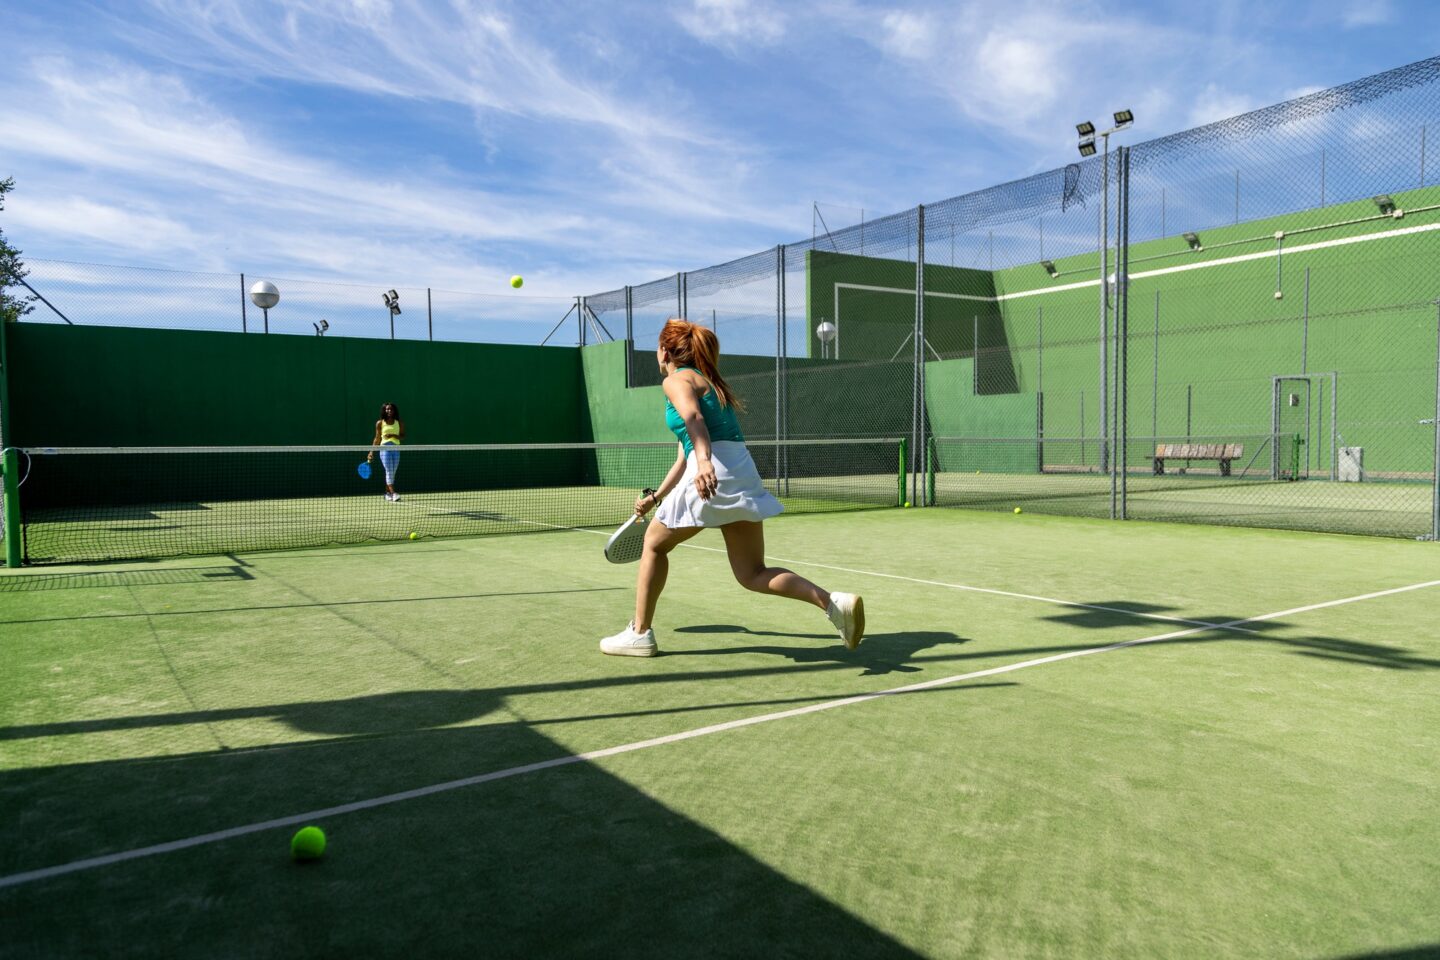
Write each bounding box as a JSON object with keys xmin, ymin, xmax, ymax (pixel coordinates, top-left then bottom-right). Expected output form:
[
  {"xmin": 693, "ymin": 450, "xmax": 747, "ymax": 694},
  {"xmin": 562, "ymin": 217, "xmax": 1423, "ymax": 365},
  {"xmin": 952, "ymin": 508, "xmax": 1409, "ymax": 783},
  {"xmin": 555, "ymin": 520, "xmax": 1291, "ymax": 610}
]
[
  {"xmin": 14, "ymin": 259, "xmax": 577, "ymax": 345},
  {"xmin": 586, "ymin": 56, "xmax": 1440, "ymax": 541}
]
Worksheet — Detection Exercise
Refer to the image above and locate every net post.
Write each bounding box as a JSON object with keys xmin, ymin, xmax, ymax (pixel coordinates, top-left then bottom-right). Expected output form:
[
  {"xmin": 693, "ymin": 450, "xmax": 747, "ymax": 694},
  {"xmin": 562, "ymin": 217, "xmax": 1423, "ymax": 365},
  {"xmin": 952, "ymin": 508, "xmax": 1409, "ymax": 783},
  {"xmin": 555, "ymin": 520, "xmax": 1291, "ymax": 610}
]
[
  {"xmin": 0, "ymin": 313, "xmax": 20, "ymax": 566},
  {"xmin": 897, "ymin": 437, "xmax": 907, "ymax": 506},
  {"xmin": 1, "ymin": 447, "xmax": 18, "ymax": 567}
]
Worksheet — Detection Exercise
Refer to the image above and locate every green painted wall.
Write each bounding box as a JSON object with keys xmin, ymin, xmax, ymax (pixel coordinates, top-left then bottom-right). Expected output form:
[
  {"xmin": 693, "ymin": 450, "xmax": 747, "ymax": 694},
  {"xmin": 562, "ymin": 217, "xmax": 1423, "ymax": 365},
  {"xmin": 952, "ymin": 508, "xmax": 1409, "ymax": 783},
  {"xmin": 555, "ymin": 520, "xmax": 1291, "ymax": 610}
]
[
  {"xmin": 8, "ymin": 324, "xmax": 587, "ymax": 446},
  {"xmin": 807, "ymin": 185, "xmax": 1440, "ymax": 479},
  {"xmin": 8, "ymin": 325, "xmax": 591, "ymax": 508}
]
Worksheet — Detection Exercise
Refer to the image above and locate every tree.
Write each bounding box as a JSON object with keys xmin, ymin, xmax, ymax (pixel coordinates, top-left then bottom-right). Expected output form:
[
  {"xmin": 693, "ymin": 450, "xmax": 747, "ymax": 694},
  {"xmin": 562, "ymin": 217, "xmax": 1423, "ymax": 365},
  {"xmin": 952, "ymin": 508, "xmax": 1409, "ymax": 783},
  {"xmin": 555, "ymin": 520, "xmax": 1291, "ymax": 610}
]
[{"xmin": 0, "ymin": 178, "xmax": 35, "ymax": 323}]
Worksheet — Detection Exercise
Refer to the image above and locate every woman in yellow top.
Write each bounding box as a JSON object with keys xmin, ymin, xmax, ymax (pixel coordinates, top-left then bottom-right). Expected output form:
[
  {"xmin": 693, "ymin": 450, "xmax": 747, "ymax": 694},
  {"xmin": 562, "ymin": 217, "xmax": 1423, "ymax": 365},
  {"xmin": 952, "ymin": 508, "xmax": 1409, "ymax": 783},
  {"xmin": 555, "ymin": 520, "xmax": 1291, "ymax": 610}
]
[{"xmin": 366, "ymin": 402, "xmax": 405, "ymax": 502}]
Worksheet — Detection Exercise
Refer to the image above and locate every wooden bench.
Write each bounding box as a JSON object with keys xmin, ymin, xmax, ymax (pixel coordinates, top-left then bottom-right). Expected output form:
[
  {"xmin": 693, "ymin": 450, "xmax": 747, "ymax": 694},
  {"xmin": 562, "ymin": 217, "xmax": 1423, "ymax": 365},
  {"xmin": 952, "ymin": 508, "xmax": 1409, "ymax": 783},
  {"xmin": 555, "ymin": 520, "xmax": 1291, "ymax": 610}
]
[{"xmin": 1153, "ymin": 443, "xmax": 1243, "ymax": 476}]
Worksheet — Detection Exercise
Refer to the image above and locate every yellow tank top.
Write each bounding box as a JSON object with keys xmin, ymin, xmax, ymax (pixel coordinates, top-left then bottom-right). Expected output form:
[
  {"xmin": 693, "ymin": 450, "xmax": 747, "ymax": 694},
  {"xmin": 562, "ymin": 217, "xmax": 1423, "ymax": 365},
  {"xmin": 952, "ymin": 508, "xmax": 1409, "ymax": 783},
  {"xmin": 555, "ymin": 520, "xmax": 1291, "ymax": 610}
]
[{"xmin": 380, "ymin": 419, "xmax": 401, "ymax": 445}]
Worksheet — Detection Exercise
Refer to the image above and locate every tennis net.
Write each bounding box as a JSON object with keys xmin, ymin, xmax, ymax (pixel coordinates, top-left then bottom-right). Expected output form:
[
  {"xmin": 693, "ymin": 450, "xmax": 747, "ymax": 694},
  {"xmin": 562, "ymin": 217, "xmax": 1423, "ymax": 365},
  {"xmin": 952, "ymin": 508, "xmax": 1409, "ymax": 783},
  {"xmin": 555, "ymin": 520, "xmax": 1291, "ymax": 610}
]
[{"xmin": 15, "ymin": 439, "xmax": 906, "ymax": 564}]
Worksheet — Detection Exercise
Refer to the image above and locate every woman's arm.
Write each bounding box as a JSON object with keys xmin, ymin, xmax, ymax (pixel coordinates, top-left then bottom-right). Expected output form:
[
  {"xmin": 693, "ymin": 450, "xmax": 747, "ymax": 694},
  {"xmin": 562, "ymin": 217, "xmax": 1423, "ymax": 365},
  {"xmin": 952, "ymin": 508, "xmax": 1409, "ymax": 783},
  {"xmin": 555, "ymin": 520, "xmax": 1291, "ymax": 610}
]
[
  {"xmin": 366, "ymin": 420, "xmax": 382, "ymax": 461},
  {"xmin": 663, "ymin": 373, "xmax": 717, "ymax": 499},
  {"xmin": 636, "ymin": 444, "xmax": 688, "ymax": 515}
]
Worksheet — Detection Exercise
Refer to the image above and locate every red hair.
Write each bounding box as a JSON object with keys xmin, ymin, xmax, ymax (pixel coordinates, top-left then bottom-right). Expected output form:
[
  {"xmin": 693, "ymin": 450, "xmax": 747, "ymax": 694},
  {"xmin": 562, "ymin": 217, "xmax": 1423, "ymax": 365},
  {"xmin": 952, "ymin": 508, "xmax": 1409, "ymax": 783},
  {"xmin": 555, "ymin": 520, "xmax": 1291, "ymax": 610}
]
[{"xmin": 659, "ymin": 318, "xmax": 743, "ymax": 410}]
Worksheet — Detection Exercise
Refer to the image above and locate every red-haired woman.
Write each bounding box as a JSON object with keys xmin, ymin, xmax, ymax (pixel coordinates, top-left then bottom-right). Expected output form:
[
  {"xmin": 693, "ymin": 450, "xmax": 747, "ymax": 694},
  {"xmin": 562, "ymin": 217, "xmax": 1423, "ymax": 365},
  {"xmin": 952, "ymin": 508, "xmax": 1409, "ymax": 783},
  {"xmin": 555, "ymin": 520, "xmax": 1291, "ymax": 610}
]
[{"xmin": 601, "ymin": 319, "xmax": 864, "ymax": 657}]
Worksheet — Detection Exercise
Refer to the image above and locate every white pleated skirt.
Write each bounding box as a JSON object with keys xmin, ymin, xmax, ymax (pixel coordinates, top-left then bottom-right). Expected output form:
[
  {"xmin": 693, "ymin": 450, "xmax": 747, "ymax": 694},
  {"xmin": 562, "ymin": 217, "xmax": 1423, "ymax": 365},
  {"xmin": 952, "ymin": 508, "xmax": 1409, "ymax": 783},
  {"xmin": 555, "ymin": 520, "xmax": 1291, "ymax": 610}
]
[{"xmin": 655, "ymin": 440, "xmax": 784, "ymax": 529}]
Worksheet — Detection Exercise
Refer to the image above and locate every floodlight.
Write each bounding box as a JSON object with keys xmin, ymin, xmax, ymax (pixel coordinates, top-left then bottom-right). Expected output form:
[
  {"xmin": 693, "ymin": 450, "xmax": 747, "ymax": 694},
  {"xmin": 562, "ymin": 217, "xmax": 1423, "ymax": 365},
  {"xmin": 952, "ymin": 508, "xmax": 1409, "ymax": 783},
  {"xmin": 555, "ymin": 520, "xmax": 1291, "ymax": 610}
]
[
  {"xmin": 1183, "ymin": 231, "xmax": 1202, "ymax": 251},
  {"xmin": 1112, "ymin": 109, "xmax": 1134, "ymax": 127},
  {"xmin": 1076, "ymin": 121, "xmax": 1096, "ymax": 137},
  {"xmin": 1373, "ymin": 194, "xmax": 1397, "ymax": 215},
  {"xmin": 1078, "ymin": 138, "xmax": 1097, "ymax": 157},
  {"xmin": 815, "ymin": 320, "xmax": 837, "ymax": 343},
  {"xmin": 1041, "ymin": 260, "xmax": 1057, "ymax": 277},
  {"xmin": 249, "ymin": 280, "xmax": 279, "ymax": 310},
  {"xmin": 314, "ymin": 319, "xmax": 329, "ymax": 337},
  {"xmin": 383, "ymin": 290, "xmax": 402, "ymax": 315}
]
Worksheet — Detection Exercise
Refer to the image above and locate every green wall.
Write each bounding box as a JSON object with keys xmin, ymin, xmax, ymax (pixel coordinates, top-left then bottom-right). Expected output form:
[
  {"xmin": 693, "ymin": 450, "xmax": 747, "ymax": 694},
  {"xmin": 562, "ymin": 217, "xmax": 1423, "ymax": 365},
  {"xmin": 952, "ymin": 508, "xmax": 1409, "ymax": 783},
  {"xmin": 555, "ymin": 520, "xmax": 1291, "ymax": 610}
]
[
  {"xmin": 8, "ymin": 324, "xmax": 587, "ymax": 447},
  {"xmin": 806, "ymin": 185, "xmax": 1440, "ymax": 479}
]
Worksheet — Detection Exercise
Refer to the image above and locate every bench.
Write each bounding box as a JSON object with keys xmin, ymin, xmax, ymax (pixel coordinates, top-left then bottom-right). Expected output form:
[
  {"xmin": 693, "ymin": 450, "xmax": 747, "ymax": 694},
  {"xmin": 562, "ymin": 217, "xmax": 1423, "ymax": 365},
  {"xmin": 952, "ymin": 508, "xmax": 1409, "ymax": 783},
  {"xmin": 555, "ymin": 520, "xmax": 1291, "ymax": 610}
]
[{"xmin": 1153, "ymin": 443, "xmax": 1243, "ymax": 476}]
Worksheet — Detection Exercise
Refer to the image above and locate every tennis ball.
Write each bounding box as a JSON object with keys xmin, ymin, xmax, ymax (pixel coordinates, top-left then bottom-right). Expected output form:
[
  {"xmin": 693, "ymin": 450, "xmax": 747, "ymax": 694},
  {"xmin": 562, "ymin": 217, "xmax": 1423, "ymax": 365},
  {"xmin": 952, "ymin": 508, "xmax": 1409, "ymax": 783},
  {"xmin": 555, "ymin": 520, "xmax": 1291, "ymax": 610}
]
[
  {"xmin": 409, "ymin": 531, "xmax": 419, "ymax": 540},
  {"xmin": 1013, "ymin": 507, "xmax": 1022, "ymax": 514},
  {"xmin": 510, "ymin": 275, "xmax": 524, "ymax": 289},
  {"xmin": 291, "ymin": 826, "xmax": 326, "ymax": 861},
  {"xmin": 904, "ymin": 501, "xmax": 911, "ymax": 508}
]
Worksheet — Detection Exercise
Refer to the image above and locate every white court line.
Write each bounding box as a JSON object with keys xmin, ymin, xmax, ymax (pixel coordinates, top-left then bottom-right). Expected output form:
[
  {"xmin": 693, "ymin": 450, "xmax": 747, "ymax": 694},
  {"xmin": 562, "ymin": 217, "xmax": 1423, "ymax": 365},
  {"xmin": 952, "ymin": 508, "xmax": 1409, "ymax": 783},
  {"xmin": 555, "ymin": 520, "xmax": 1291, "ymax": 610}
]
[{"xmin": 2, "ymin": 577, "xmax": 1435, "ymax": 891}]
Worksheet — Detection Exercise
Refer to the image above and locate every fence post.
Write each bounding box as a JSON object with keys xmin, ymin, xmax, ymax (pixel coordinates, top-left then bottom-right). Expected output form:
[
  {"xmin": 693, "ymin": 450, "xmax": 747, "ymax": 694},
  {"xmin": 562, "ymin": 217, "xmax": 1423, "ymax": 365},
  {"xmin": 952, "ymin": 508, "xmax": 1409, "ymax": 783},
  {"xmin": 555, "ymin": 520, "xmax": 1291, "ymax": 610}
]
[
  {"xmin": 1432, "ymin": 301, "xmax": 1439, "ymax": 542},
  {"xmin": 972, "ymin": 314, "xmax": 979, "ymax": 396},
  {"xmin": 1119, "ymin": 146, "xmax": 1131, "ymax": 520},
  {"xmin": 913, "ymin": 204, "xmax": 926, "ymax": 505},
  {"xmin": 427, "ymin": 288, "xmax": 433, "ymax": 341},
  {"xmin": 240, "ymin": 273, "xmax": 248, "ymax": 333},
  {"xmin": 625, "ymin": 285, "xmax": 634, "ymax": 389}
]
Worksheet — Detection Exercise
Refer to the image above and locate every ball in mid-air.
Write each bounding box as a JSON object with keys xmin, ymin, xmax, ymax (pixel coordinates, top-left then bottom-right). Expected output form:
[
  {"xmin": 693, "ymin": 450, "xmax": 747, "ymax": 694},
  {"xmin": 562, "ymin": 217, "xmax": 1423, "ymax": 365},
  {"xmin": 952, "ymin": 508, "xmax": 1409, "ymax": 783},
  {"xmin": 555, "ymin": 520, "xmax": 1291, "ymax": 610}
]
[
  {"xmin": 409, "ymin": 531, "xmax": 419, "ymax": 540},
  {"xmin": 510, "ymin": 275, "xmax": 524, "ymax": 289},
  {"xmin": 291, "ymin": 826, "xmax": 326, "ymax": 861},
  {"xmin": 1013, "ymin": 507, "xmax": 1022, "ymax": 514},
  {"xmin": 904, "ymin": 501, "xmax": 911, "ymax": 508}
]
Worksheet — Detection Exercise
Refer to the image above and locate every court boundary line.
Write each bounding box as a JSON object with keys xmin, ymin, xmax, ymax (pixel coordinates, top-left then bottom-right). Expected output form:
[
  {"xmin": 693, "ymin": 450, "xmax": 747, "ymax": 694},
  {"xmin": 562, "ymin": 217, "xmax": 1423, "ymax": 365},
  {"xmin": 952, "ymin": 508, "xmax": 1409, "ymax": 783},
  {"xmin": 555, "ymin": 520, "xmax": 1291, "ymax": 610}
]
[{"xmin": 2, "ymin": 577, "xmax": 1435, "ymax": 891}]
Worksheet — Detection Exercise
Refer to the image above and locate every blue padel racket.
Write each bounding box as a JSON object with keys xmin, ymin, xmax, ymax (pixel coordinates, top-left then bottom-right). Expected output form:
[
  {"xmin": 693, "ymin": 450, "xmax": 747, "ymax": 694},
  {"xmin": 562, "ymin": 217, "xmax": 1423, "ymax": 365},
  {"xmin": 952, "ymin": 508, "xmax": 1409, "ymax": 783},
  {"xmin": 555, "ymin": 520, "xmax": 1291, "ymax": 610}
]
[
  {"xmin": 604, "ymin": 489, "xmax": 656, "ymax": 564},
  {"xmin": 357, "ymin": 461, "xmax": 372, "ymax": 480}
]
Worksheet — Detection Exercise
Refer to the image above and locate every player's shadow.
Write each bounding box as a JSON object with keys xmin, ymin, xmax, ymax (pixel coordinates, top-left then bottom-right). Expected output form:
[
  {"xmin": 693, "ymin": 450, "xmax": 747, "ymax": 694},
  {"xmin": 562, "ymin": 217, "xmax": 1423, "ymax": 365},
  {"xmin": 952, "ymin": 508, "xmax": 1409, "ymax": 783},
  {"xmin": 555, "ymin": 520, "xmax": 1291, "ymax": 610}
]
[{"xmin": 672, "ymin": 626, "xmax": 969, "ymax": 676}]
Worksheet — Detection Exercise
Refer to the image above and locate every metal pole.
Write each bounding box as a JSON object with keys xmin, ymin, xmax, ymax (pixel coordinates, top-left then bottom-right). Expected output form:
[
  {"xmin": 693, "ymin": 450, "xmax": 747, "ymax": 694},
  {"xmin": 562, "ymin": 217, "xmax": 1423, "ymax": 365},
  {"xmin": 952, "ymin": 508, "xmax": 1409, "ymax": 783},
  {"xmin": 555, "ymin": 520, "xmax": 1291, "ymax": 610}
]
[
  {"xmin": 676, "ymin": 273, "xmax": 683, "ymax": 320},
  {"xmin": 775, "ymin": 247, "xmax": 782, "ymax": 447},
  {"xmin": 916, "ymin": 205, "xmax": 927, "ymax": 504},
  {"xmin": 263, "ymin": 306, "xmax": 269, "ymax": 334},
  {"xmin": 682, "ymin": 273, "xmax": 688, "ymax": 321},
  {"xmin": 972, "ymin": 314, "xmax": 979, "ymax": 396},
  {"xmin": 389, "ymin": 303, "xmax": 395, "ymax": 341},
  {"xmin": 1119, "ymin": 146, "xmax": 1131, "ymax": 519},
  {"xmin": 576, "ymin": 297, "xmax": 583, "ymax": 345},
  {"xmin": 0, "ymin": 305, "xmax": 22, "ymax": 567},
  {"xmin": 1100, "ymin": 137, "xmax": 1110, "ymax": 476},
  {"xmin": 240, "ymin": 273, "xmax": 248, "ymax": 333},
  {"xmin": 1037, "ymin": 305, "xmax": 1044, "ymax": 394},
  {"xmin": 1302, "ymin": 268, "xmax": 1310, "ymax": 372},
  {"xmin": 1152, "ymin": 289, "xmax": 1159, "ymax": 440},
  {"xmin": 780, "ymin": 247, "xmax": 789, "ymax": 494},
  {"xmin": 427, "ymin": 288, "xmax": 433, "ymax": 341},
  {"xmin": 625, "ymin": 285, "xmax": 634, "ymax": 388},
  {"xmin": 1433, "ymin": 302, "xmax": 1439, "ymax": 541}
]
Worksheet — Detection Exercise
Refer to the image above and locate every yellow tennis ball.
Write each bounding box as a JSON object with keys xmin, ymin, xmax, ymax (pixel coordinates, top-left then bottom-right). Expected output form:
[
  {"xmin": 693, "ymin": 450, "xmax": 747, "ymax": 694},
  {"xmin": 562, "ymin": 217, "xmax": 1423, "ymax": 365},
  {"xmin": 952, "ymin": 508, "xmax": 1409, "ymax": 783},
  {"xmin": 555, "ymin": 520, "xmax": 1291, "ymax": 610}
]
[
  {"xmin": 1013, "ymin": 507, "xmax": 1022, "ymax": 514},
  {"xmin": 510, "ymin": 275, "xmax": 524, "ymax": 289},
  {"xmin": 408, "ymin": 531, "xmax": 418, "ymax": 540},
  {"xmin": 291, "ymin": 826, "xmax": 326, "ymax": 861},
  {"xmin": 904, "ymin": 501, "xmax": 911, "ymax": 508}
]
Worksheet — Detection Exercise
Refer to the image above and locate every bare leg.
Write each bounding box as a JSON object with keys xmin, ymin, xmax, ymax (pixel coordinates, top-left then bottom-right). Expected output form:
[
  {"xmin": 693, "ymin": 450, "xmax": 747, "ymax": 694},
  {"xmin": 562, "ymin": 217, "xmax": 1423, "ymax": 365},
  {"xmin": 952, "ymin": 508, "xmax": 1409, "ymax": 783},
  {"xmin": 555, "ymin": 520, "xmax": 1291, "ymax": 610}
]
[
  {"xmin": 719, "ymin": 521, "xmax": 829, "ymax": 610},
  {"xmin": 635, "ymin": 520, "xmax": 702, "ymax": 631}
]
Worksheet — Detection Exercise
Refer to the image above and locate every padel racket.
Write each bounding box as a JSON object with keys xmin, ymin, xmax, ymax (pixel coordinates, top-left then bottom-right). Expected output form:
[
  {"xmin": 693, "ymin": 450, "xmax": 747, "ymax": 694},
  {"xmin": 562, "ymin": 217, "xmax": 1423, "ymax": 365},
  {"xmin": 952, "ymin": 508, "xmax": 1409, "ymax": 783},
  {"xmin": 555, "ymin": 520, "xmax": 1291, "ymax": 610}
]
[
  {"xmin": 357, "ymin": 461, "xmax": 372, "ymax": 480},
  {"xmin": 604, "ymin": 488, "xmax": 656, "ymax": 564}
]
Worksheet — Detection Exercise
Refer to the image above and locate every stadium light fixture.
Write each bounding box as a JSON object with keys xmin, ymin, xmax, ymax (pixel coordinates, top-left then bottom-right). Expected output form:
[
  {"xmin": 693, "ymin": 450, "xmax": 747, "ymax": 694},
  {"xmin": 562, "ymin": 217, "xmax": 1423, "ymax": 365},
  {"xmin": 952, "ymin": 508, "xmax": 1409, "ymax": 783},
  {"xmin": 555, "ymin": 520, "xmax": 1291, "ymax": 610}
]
[
  {"xmin": 1112, "ymin": 109, "xmax": 1134, "ymax": 128},
  {"xmin": 1373, "ymin": 194, "xmax": 1398, "ymax": 215},
  {"xmin": 249, "ymin": 280, "xmax": 279, "ymax": 333},
  {"xmin": 1076, "ymin": 121, "xmax": 1096, "ymax": 137},
  {"xmin": 383, "ymin": 290, "xmax": 402, "ymax": 315},
  {"xmin": 313, "ymin": 319, "xmax": 329, "ymax": 337},
  {"xmin": 1183, "ymin": 231, "xmax": 1202, "ymax": 250},
  {"xmin": 1041, "ymin": 260, "xmax": 1057, "ymax": 277},
  {"xmin": 1078, "ymin": 137, "xmax": 1097, "ymax": 157}
]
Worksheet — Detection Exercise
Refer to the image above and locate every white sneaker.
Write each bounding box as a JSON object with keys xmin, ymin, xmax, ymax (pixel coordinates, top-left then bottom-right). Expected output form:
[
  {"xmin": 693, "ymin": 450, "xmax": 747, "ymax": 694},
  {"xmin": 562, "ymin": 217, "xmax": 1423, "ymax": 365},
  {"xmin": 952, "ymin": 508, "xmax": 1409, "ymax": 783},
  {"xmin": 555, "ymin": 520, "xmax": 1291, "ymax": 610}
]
[
  {"xmin": 391, "ymin": 493, "xmax": 401, "ymax": 502},
  {"xmin": 826, "ymin": 592, "xmax": 865, "ymax": 650},
  {"xmin": 600, "ymin": 622, "xmax": 658, "ymax": 658}
]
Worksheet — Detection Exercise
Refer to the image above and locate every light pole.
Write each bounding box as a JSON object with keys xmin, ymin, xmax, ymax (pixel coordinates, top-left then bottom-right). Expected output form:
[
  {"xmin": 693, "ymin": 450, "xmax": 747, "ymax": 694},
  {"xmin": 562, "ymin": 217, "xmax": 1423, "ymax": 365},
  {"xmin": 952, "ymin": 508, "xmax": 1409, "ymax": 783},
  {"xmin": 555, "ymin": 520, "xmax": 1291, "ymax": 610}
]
[
  {"xmin": 1077, "ymin": 110, "xmax": 1134, "ymax": 478},
  {"xmin": 383, "ymin": 290, "xmax": 401, "ymax": 340},
  {"xmin": 249, "ymin": 280, "xmax": 279, "ymax": 333}
]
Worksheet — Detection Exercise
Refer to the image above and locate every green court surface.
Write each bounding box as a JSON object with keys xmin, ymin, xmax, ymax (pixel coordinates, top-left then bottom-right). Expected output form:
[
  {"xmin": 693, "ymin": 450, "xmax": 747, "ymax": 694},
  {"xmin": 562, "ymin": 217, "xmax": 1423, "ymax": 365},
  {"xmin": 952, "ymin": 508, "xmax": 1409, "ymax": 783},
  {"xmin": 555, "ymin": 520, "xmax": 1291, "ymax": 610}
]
[{"xmin": 2, "ymin": 509, "xmax": 1438, "ymax": 958}]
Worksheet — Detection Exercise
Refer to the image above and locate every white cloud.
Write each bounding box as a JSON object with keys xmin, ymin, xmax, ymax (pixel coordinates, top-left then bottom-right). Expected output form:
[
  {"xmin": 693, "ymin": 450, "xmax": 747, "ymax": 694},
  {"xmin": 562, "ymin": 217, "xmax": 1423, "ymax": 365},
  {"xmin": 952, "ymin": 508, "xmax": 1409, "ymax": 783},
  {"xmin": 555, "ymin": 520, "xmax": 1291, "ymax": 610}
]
[
  {"xmin": 877, "ymin": 10, "xmax": 937, "ymax": 60},
  {"xmin": 676, "ymin": 0, "xmax": 786, "ymax": 51},
  {"xmin": 1341, "ymin": 0, "xmax": 1394, "ymax": 27},
  {"xmin": 1187, "ymin": 83, "xmax": 1258, "ymax": 127}
]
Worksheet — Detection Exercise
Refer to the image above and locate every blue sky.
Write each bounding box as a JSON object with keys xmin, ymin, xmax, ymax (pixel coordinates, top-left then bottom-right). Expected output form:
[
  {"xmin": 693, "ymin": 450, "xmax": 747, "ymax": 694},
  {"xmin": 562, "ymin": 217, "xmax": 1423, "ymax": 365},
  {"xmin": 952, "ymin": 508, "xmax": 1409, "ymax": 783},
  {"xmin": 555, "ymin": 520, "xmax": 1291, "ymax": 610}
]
[{"xmin": 2, "ymin": 0, "xmax": 1438, "ymax": 302}]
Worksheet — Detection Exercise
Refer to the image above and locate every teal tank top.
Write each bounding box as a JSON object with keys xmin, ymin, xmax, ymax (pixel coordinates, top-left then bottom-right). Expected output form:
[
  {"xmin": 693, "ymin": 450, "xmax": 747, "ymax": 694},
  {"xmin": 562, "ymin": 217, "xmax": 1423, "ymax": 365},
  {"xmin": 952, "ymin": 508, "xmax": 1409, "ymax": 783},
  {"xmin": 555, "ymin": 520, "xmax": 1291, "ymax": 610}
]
[{"xmin": 664, "ymin": 368, "xmax": 745, "ymax": 456}]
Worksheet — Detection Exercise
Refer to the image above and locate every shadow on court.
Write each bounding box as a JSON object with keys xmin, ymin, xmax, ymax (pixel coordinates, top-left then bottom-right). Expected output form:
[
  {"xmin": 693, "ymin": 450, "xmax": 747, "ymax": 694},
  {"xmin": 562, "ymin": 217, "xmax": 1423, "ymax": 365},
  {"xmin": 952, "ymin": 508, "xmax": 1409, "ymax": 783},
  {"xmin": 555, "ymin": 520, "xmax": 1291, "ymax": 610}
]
[
  {"xmin": 1042, "ymin": 603, "xmax": 1440, "ymax": 671},
  {"xmin": 0, "ymin": 683, "xmax": 974, "ymax": 958},
  {"xmin": 673, "ymin": 626, "xmax": 971, "ymax": 676}
]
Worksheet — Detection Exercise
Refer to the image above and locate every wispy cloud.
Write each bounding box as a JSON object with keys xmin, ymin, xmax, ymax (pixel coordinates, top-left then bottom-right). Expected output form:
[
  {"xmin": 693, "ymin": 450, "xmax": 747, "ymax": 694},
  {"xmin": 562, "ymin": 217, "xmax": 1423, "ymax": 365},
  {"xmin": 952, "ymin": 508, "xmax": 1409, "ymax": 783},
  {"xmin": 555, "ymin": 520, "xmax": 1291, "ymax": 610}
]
[
  {"xmin": 676, "ymin": 0, "xmax": 787, "ymax": 51},
  {"xmin": 1341, "ymin": 0, "xmax": 1395, "ymax": 27}
]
